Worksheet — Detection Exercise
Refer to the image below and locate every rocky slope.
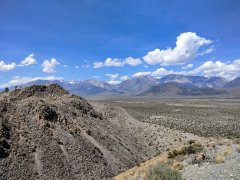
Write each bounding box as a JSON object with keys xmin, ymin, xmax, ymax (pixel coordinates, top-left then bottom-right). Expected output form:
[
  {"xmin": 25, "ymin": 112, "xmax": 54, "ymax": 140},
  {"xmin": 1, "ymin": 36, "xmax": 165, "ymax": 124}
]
[{"xmin": 0, "ymin": 84, "xmax": 202, "ymax": 179}]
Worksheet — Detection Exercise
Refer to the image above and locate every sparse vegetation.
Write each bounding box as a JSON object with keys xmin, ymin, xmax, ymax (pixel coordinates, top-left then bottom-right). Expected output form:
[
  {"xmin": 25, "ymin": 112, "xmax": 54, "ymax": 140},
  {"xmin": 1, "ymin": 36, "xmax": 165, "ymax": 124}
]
[
  {"xmin": 145, "ymin": 163, "xmax": 184, "ymax": 180},
  {"xmin": 111, "ymin": 99, "xmax": 240, "ymax": 138},
  {"xmin": 184, "ymin": 142, "xmax": 203, "ymax": 154},
  {"xmin": 168, "ymin": 142, "xmax": 204, "ymax": 158}
]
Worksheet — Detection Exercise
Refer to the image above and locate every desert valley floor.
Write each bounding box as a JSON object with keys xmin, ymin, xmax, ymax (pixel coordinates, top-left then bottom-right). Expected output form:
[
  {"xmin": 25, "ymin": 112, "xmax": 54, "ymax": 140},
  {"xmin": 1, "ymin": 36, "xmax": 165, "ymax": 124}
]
[{"xmin": 101, "ymin": 97, "xmax": 240, "ymax": 179}]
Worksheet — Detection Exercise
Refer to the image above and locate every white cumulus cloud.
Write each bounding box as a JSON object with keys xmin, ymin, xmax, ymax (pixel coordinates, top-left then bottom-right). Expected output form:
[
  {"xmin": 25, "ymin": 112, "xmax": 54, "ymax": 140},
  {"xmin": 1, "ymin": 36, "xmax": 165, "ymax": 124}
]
[
  {"xmin": 105, "ymin": 73, "xmax": 122, "ymax": 84},
  {"xmin": 107, "ymin": 80, "xmax": 121, "ymax": 85},
  {"xmin": 0, "ymin": 76, "xmax": 63, "ymax": 88},
  {"xmin": 104, "ymin": 58, "xmax": 122, "ymax": 67},
  {"xmin": 193, "ymin": 59, "xmax": 240, "ymax": 79},
  {"xmin": 198, "ymin": 46, "xmax": 215, "ymax": 56},
  {"xmin": 93, "ymin": 62, "xmax": 104, "ymax": 68},
  {"xmin": 120, "ymin": 75, "xmax": 129, "ymax": 81},
  {"xmin": 143, "ymin": 32, "xmax": 212, "ymax": 66},
  {"xmin": 94, "ymin": 58, "xmax": 121, "ymax": 68},
  {"xmin": 124, "ymin": 57, "xmax": 142, "ymax": 66},
  {"xmin": 132, "ymin": 59, "xmax": 240, "ymax": 80},
  {"xmin": 133, "ymin": 71, "xmax": 151, "ymax": 77},
  {"xmin": 94, "ymin": 57, "xmax": 142, "ymax": 68},
  {"xmin": 106, "ymin": 73, "xmax": 119, "ymax": 79},
  {"xmin": 19, "ymin": 54, "xmax": 37, "ymax": 66},
  {"xmin": 151, "ymin": 68, "xmax": 172, "ymax": 77},
  {"xmin": 182, "ymin": 64, "xmax": 193, "ymax": 70},
  {"xmin": 152, "ymin": 68, "xmax": 189, "ymax": 78},
  {"xmin": 0, "ymin": 61, "xmax": 16, "ymax": 71},
  {"xmin": 42, "ymin": 58, "xmax": 60, "ymax": 73}
]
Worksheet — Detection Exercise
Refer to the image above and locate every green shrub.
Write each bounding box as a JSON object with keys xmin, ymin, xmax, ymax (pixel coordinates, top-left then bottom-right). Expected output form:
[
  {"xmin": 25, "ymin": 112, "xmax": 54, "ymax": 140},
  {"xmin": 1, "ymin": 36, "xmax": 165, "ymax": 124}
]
[
  {"xmin": 4, "ymin": 87, "xmax": 9, "ymax": 93},
  {"xmin": 145, "ymin": 163, "xmax": 184, "ymax": 180}
]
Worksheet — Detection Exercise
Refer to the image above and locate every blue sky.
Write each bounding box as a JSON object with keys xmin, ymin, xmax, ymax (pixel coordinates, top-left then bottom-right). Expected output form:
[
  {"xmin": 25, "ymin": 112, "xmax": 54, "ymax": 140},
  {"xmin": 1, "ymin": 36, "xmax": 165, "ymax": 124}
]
[{"xmin": 0, "ymin": 0, "xmax": 240, "ymax": 87}]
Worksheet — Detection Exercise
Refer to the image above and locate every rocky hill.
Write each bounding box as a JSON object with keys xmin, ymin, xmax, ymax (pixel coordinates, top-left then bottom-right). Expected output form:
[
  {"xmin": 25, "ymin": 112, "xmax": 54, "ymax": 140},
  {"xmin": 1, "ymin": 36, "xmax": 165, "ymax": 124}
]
[
  {"xmin": 0, "ymin": 84, "xmax": 201, "ymax": 179},
  {"xmin": 0, "ymin": 84, "xmax": 112, "ymax": 179}
]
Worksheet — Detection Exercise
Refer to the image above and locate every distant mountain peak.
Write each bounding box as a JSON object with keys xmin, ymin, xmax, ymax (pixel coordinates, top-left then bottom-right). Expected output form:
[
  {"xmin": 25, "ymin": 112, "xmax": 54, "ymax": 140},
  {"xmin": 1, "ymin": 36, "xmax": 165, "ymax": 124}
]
[
  {"xmin": 159, "ymin": 74, "xmax": 227, "ymax": 88},
  {"xmin": 4, "ymin": 75, "xmax": 238, "ymax": 97},
  {"xmin": 139, "ymin": 81, "xmax": 228, "ymax": 96},
  {"xmin": 224, "ymin": 77, "xmax": 240, "ymax": 88}
]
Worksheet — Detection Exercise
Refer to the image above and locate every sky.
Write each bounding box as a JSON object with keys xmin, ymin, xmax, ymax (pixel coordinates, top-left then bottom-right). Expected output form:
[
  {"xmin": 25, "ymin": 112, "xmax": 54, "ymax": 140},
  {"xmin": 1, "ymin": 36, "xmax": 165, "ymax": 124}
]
[{"xmin": 0, "ymin": 0, "xmax": 240, "ymax": 87}]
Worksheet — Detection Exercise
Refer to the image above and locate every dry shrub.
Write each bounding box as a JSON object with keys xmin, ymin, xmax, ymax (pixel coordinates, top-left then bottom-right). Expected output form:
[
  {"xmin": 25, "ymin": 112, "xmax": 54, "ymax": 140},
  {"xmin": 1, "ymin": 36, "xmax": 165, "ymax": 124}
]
[
  {"xmin": 144, "ymin": 163, "xmax": 184, "ymax": 180},
  {"xmin": 215, "ymin": 154, "xmax": 225, "ymax": 164},
  {"xmin": 172, "ymin": 161, "xmax": 184, "ymax": 170},
  {"xmin": 233, "ymin": 138, "xmax": 240, "ymax": 144},
  {"xmin": 168, "ymin": 142, "xmax": 203, "ymax": 158},
  {"xmin": 223, "ymin": 146, "xmax": 232, "ymax": 156},
  {"xmin": 188, "ymin": 140, "xmax": 196, "ymax": 145}
]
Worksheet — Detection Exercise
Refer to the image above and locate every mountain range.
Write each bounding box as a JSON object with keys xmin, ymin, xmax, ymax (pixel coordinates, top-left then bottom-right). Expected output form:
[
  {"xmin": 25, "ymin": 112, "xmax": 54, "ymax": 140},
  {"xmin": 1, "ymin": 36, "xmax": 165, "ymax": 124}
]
[{"xmin": 2, "ymin": 74, "xmax": 240, "ymax": 97}]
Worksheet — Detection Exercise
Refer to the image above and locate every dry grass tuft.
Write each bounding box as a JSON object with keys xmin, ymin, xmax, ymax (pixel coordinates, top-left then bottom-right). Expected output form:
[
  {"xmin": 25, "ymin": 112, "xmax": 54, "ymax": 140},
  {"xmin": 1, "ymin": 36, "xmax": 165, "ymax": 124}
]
[
  {"xmin": 223, "ymin": 146, "xmax": 232, "ymax": 156},
  {"xmin": 234, "ymin": 138, "xmax": 240, "ymax": 144},
  {"xmin": 215, "ymin": 154, "xmax": 225, "ymax": 164},
  {"xmin": 144, "ymin": 163, "xmax": 184, "ymax": 180},
  {"xmin": 172, "ymin": 161, "xmax": 184, "ymax": 170}
]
